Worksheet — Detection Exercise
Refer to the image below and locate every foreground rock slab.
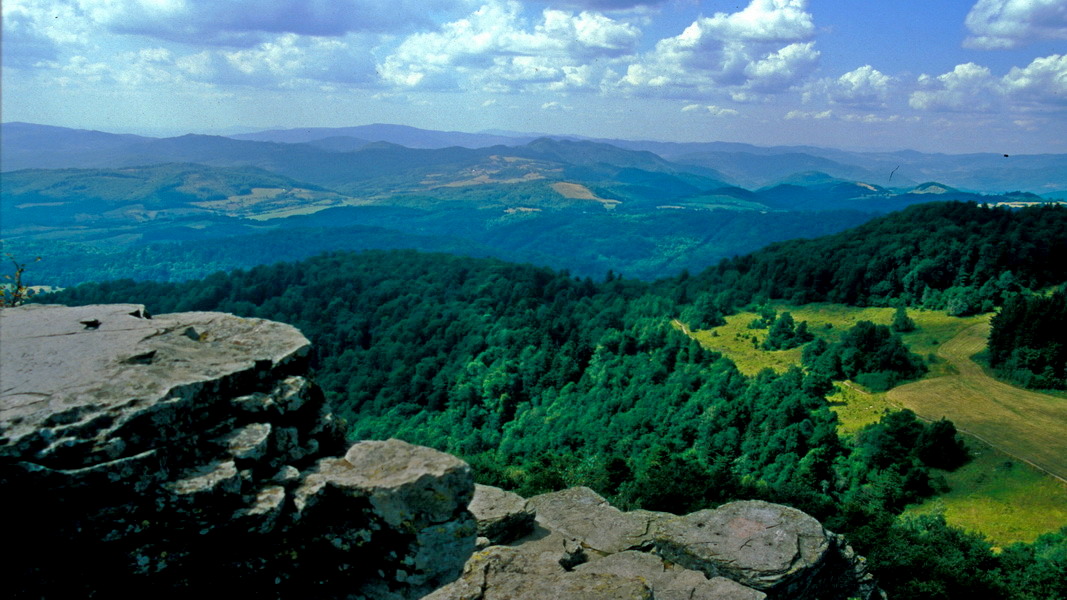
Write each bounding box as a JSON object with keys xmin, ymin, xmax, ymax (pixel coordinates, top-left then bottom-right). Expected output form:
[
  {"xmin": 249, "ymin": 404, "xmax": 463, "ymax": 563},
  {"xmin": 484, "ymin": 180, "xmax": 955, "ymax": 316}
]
[
  {"xmin": 432, "ymin": 487, "xmax": 881, "ymax": 600},
  {"xmin": 1, "ymin": 304, "xmax": 475, "ymax": 599},
  {"xmin": 655, "ymin": 501, "xmax": 831, "ymax": 597}
]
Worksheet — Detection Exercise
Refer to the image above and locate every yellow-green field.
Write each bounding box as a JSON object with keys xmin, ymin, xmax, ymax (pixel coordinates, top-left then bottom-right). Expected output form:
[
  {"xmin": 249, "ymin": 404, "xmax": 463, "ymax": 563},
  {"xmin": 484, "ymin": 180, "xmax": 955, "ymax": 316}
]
[
  {"xmin": 682, "ymin": 303, "xmax": 1067, "ymax": 544},
  {"xmin": 888, "ymin": 321, "xmax": 1067, "ymax": 483},
  {"xmin": 686, "ymin": 303, "xmax": 985, "ymax": 378},
  {"xmin": 825, "ymin": 383, "xmax": 894, "ymax": 438},
  {"xmin": 907, "ymin": 438, "xmax": 1067, "ymax": 546}
]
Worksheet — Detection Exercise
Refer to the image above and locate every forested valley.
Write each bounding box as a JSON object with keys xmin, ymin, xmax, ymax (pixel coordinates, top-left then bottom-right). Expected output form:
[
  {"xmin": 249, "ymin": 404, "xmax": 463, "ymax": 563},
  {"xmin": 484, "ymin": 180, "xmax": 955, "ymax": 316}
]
[{"xmin": 41, "ymin": 201, "xmax": 1067, "ymax": 599}]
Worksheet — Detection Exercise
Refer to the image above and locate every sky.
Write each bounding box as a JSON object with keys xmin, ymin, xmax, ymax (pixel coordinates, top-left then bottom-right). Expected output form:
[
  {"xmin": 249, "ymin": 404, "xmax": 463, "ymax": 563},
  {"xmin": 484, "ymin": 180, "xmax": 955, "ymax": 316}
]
[{"xmin": 2, "ymin": 0, "xmax": 1065, "ymax": 153}]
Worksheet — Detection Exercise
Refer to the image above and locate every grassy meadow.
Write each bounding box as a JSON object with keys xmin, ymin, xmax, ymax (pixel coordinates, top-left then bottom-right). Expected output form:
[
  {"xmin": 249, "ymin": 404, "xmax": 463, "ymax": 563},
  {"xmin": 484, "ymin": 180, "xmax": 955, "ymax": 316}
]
[
  {"xmin": 684, "ymin": 303, "xmax": 1067, "ymax": 546},
  {"xmin": 907, "ymin": 437, "xmax": 1067, "ymax": 547}
]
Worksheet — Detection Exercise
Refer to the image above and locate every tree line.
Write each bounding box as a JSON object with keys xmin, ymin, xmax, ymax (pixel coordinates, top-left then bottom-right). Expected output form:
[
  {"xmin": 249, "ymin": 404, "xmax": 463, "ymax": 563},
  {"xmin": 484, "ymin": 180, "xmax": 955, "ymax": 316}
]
[{"xmin": 39, "ymin": 248, "xmax": 1064, "ymax": 598}]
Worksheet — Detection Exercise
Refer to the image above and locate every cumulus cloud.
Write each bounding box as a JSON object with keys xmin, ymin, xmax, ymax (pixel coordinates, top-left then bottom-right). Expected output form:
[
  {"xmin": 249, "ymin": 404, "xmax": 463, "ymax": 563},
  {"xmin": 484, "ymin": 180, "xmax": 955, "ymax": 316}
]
[
  {"xmin": 551, "ymin": 1, "xmax": 667, "ymax": 9},
  {"xmin": 828, "ymin": 65, "xmax": 893, "ymax": 107},
  {"xmin": 541, "ymin": 101, "xmax": 572, "ymax": 110},
  {"xmin": 964, "ymin": 0, "xmax": 1067, "ymax": 49},
  {"xmin": 909, "ymin": 55, "xmax": 1067, "ymax": 113},
  {"xmin": 618, "ymin": 0, "xmax": 819, "ymax": 99},
  {"xmin": 32, "ymin": 31, "xmax": 380, "ymax": 91},
  {"xmin": 909, "ymin": 62, "xmax": 1000, "ymax": 111},
  {"xmin": 785, "ymin": 109, "xmax": 831, "ymax": 119},
  {"xmin": 1001, "ymin": 53, "xmax": 1067, "ymax": 105},
  {"xmin": 1, "ymin": 0, "xmax": 98, "ymax": 67},
  {"xmin": 682, "ymin": 104, "xmax": 740, "ymax": 116},
  {"xmin": 69, "ymin": 0, "xmax": 478, "ymax": 46},
  {"xmin": 175, "ymin": 34, "xmax": 380, "ymax": 86},
  {"xmin": 379, "ymin": 0, "xmax": 639, "ymax": 92},
  {"xmin": 0, "ymin": 10, "xmax": 59, "ymax": 67}
]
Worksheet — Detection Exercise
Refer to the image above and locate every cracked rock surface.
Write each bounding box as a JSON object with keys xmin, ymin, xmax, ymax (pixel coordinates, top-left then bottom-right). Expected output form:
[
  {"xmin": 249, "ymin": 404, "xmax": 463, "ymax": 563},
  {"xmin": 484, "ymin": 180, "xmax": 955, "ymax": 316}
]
[
  {"xmin": 434, "ymin": 487, "xmax": 882, "ymax": 600},
  {"xmin": 1, "ymin": 304, "xmax": 475, "ymax": 599}
]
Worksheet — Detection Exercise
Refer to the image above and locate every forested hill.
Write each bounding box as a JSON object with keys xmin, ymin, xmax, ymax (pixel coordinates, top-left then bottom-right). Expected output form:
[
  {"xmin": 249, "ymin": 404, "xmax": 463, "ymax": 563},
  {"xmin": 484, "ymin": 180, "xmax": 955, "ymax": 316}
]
[
  {"xmin": 673, "ymin": 202, "xmax": 1067, "ymax": 313},
  {"xmin": 32, "ymin": 200, "xmax": 1067, "ymax": 598}
]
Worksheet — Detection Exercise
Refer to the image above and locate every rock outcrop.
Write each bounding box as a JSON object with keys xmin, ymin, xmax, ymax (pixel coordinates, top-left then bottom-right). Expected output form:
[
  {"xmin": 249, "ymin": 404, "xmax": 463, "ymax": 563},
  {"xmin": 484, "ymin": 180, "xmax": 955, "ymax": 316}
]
[
  {"xmin": 441, "ymin": 485, "xmax": 882, "ymax": 600},
  {"xmin": 0, "ymin": 304, "xmax": 475, "ymax": 598},
  {"xmin": 1, "ymin": 304, "xmax": 880, "ymax": 600}
]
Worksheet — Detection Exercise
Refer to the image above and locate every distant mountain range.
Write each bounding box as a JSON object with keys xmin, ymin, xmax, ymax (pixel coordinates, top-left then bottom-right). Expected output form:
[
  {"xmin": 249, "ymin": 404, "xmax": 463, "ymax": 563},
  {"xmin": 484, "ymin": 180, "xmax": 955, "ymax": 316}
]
[
  {"xmin": 4, "ymin": 122, "xmax": 1065, "ymax": 194},
  {"xmin": 1, "ymin": 121, "xmax": 1063, "ymax": 286}
]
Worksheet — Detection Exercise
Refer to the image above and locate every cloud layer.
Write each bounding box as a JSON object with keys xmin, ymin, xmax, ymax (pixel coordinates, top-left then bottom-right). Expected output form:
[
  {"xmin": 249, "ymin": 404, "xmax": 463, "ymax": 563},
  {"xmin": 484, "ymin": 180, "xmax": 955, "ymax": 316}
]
[
  {"xmin": 964, "ymin": 0, "xmax": 1067, "ymax": 49},
  {"xmin": 1, "ymin": 0, "xmax": 1064, "ymax": 152},
  {"xmin": 619, "ymin": 0, "xmax": 819, "ymax": 100},
  {"xmin": 379, "ymin": 1, "xmax": 639, "ymax": 91}
]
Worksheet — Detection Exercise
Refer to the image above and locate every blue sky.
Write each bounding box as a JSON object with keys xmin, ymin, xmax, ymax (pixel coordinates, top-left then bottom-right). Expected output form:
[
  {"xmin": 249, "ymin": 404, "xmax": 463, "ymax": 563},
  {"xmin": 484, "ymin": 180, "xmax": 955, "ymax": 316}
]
[{"xmin": 2, "ymin": 0, "xmax": 1065, "ymax": 153}]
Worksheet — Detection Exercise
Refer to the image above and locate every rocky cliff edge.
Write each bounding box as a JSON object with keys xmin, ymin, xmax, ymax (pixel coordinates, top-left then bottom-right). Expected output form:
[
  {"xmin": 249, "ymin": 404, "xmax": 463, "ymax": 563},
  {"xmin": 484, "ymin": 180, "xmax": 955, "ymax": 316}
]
[{"xmin": 0, "ymin": 305, "xmax": 881, "ymax": 599}]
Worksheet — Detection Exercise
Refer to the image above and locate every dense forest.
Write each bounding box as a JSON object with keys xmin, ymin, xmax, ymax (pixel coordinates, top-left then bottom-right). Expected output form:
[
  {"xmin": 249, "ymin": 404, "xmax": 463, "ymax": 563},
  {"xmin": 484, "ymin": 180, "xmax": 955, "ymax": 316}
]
[
  {"xmin": 41, "ymin": 246, "xmax": 1065, "ymax": 599},
  {"xmin": 674, "ymin": 202, "xmax": 1067, "ymax": 313},
  {"xmin": 1, "ymin": 204, "xmax": 876, "ymax": 287},
  {"xmin": 988, "ymin": 289, "xmax": 1067, "ymax": 390}
]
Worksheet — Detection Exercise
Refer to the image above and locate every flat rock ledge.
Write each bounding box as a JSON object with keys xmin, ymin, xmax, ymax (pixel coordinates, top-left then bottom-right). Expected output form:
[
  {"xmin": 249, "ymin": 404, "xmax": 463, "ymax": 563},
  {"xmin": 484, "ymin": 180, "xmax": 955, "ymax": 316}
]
[
  {"xmin": 1, "ymin": 304, "xmax": 879, "ymax": 600},
  {"xmin": 433, "ymin": 486, "xmax": 883, "ymax": 600},
  {"xmin": 1, "ymin": 304, "xmax": 475, "ymax": 599}
]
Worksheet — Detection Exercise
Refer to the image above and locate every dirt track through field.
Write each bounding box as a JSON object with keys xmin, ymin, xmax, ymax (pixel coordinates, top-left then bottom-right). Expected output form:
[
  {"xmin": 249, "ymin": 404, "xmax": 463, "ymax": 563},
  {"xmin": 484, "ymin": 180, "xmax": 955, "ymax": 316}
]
[{"xmin": 888, "ymin": 322, "xmax": 1067, "ymax": 483}]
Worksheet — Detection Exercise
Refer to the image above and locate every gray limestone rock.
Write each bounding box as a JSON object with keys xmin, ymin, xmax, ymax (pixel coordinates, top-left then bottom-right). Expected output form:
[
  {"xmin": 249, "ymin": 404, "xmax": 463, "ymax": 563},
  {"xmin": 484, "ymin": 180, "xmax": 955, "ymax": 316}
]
[
  {"xmin": 654, "ymin": 500, "xmax": 833, "ymax": 599},
  {"xmin": 469, "ymin": 484, "xmax": 535, "ymax": 545},
  {"xmin": 576, "ymin": 551, "xmax": 766, "ymax": 600},
  {"xmin": 1, "ymin": 304, "xmax": 476, "ymax": 599},
  {"xmin": 294, "ymin": 439, "xmax": 478, "ymax": 592},
  {"xmin": 422, "ymin": 545, "xmax": 653, "ymax": 600},
  {"xmin": 526, "ymin": 486, "xmax": 667, "ymax": 556}
]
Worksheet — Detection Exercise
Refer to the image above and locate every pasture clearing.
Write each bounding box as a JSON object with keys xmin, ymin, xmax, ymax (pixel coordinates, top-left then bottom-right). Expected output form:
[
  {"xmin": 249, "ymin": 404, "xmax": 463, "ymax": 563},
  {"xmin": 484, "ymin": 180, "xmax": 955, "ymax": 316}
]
[
  {"xmin": 907, "ymin": 437, "xmax": 1067, "ymax": 546},
  {"xmin": 888, "ymin": 321, "xmax": 1067, "ymax": 483}
]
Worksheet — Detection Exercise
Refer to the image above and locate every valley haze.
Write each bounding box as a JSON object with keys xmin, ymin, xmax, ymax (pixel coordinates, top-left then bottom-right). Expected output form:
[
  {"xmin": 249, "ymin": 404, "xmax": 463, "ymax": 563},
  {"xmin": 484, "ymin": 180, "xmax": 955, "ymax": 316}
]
[{"xmin": 1, "ymin": 0, "xmax": 1065, "ymax": 154}]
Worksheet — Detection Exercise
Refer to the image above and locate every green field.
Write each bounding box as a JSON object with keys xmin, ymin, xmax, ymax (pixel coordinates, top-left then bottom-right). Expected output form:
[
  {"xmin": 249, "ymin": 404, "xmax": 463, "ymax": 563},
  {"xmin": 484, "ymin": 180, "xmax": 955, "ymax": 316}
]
[
  {"xmin": 687, "ymin": 303, "xmax": 985, "ymax": 378},
  {"xmin": 685, "ymin": 303, "xmax": 1067, "ymax": 545},
  {"xmin": 888, "ymin": 321, "xmax": 1067, "ymax": 483},
  {"xmin": 907, "ymin": 438, "xmax": 1067, "ymax": 547}
]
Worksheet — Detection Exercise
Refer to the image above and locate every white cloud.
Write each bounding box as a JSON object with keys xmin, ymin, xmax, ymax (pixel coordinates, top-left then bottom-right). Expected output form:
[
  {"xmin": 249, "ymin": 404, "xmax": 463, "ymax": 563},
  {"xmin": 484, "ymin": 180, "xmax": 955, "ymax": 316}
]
[
  {"xmin": 743, "ymin": 41, "xmax": 819, "ymax": 92},
  {"xmin": 909, "ymin": 55, "xmax": 1067, "ymax": 113},
  {"xmin": 828, "ymin": 65, "xmax": 893, "ymax": 107},
  {"xmin": 617, "ymin": 0, "xmax": 819, "ymax": 99},
  {"xmin": 1, "ymin": 0, "xmax": 97, "ymax": 68},
  {"xmin": 682, "ymin": 104, "xmax": 740, "ymax": 116},
  {"xmin": 141, "ymin": 33, "xmax": 376, "ymax": 88},
  {"xmin": 541, "ymin": 101, "xmax": 572, "ymax": 111},
  {"xmin": 964, "ymin": 0, "xmax": 1067, "ymax": 49},
  {"xmin": 379, "ymin": 0, "xmax": 639, "ymax": 92},
  {"xmin": 839, "ymin": 113, "xmax": 906, "ymax": 124},
  {"xmin": 1001, "ymin": 53, "xmax": 1067, "ymax": 106},
  {"xmin": 75, "ymin": 0, "xmax": 477, "ymax": 46},
  {"xmin": 550, "ymin": 1, "xmax": 668, "ymax": 10},
  {"xmin": 909, "ymin": 62, "xmax": 999, "ymax": 111},
  {"xmin": 785, "ymin": 109, "xmax": 832, "ymax": 119}
]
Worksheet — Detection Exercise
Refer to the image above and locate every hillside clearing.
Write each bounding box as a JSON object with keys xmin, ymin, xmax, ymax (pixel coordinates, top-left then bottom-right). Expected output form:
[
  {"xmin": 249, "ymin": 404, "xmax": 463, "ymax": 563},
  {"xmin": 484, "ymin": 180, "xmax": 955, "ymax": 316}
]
[
  {"xmin": 907, "ymin": 437, "xmax": 1067, "ymax": 546},
  {"xmin": 682, "ymin": 304, "xmax": 1067, "ymax": 543},
  {"xmin": 887, "ymin": 321, "xmax": 1067, "ymax": 483},
  {"xmin": 551, "ymin": 182, "xmax": 620, "ymax": 207}
]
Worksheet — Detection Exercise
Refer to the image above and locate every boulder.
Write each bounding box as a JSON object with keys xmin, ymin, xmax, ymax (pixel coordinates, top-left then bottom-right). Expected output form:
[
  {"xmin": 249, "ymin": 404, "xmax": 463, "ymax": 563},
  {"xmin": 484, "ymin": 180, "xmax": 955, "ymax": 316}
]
[
  {"xmin": 654, "ymin": 500, "xmax": 833, "ymax": 599},
  {"xmin": 469, "ymin": 484, "xmax": 535, "ymax": 546},
  {"xmin": 527, "ymin": 486, "xmax": 668, "ymax": 555}
]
